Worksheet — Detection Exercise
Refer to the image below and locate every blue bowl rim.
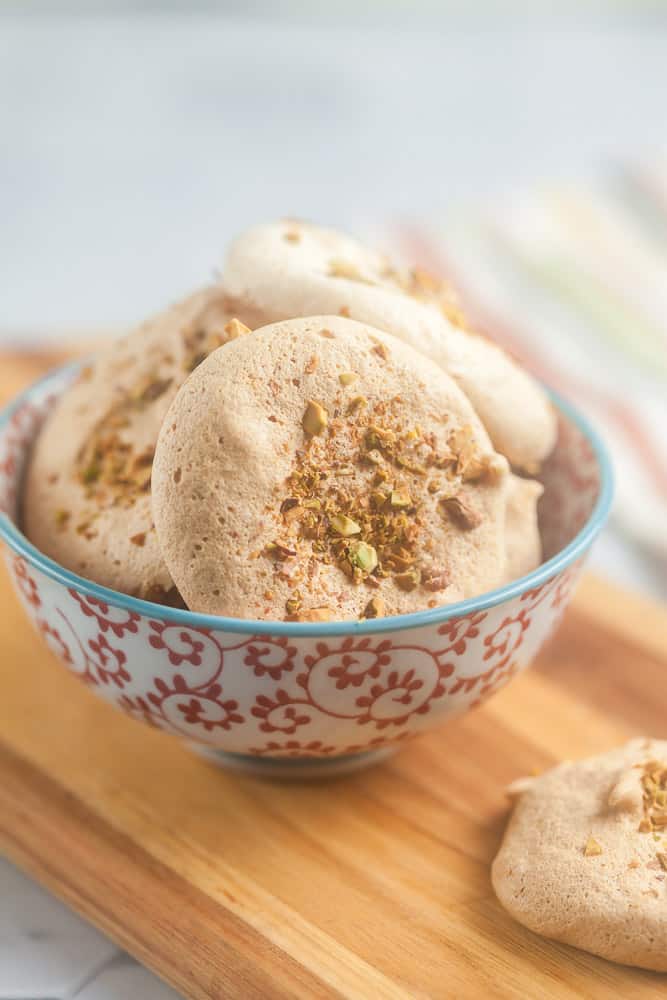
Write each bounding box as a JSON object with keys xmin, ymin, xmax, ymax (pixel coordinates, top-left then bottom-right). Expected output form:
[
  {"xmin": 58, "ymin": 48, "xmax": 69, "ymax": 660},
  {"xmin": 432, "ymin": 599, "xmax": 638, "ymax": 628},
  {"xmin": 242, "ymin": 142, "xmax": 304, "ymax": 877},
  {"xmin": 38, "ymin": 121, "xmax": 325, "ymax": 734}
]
[{"xmin": 0, "ymin": 360, "xmax": 614, "ymax": 637}]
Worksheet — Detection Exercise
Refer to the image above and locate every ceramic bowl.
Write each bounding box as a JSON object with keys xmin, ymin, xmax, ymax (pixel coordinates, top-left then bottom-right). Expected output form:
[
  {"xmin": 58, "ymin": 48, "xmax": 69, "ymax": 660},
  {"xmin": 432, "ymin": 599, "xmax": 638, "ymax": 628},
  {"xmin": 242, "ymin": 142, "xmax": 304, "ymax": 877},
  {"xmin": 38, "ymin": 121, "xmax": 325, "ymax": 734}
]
[{"xmin": 0, "ymin": 363, "xmax": 613, "ymax": 776}]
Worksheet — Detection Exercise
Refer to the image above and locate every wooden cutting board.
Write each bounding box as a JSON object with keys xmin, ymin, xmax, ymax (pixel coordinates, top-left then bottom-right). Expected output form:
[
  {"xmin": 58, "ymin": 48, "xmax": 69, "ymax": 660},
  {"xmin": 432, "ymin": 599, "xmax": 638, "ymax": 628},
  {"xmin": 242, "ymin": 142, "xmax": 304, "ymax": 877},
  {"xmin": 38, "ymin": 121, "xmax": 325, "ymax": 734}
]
[{"xmin": 1, "ymin": 350, "xmax": 666, "ymax": 999}]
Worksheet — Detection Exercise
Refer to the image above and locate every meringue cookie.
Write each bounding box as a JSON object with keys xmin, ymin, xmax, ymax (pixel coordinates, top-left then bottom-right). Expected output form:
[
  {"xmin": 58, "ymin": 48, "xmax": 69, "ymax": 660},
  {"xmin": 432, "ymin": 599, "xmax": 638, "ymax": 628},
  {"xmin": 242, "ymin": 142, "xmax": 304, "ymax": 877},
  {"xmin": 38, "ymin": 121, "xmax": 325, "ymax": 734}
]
[
  {"xmin": 23, "ymin": 287, "xmax": 253, "ymax": 601},
  {"xmin": 222, "ymin": 221, "xmax": 557, "ymax": 471},
  {"xmin": 492, "ymin": 739, "xmax": 667, "ymax": 972},
  {"xmin": 152, "ymin": 315, "xmax": 511, "ymax": 621}
]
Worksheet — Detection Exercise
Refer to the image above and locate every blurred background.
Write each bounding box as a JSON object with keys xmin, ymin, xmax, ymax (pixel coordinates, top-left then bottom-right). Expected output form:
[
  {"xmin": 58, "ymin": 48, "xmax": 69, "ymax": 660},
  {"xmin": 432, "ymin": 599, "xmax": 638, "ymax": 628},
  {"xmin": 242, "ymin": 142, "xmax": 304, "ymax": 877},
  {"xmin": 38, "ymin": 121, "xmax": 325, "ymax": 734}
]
[{"xmin": 1, "ymin": 1, "xmax": 666, "ymax": 604}]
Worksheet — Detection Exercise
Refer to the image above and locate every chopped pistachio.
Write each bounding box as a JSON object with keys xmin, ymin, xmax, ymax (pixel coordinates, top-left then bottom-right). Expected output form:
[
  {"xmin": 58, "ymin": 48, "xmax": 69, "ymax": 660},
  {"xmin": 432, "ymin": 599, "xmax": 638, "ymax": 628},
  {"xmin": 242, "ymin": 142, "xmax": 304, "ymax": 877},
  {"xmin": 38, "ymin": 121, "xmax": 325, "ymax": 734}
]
[
  {"xmin": 82, "ymin": 461, "xmax": 101, "ymax": 484},
  {"xmin": 364, "ymin": 448, "xmax": 383, "ymax": 466},
  {"xmin": 288, "ymin": 606, "xmax": 334, "ymax": 622},
  {"xmin": 390, "ymin": 489, "xmax": 411, "ymax": 508},
  {"xmin": 365, "ymin": 425, "xmax": 395, "ymax": 451},
  {"xmin": 330, "ymin": 514, "xmax": 361, "ymax": 537},
  {"xmin": 264, "ymin": 541, "xmax": 297, "ymax": 561},
  {"xmin": 347, "ymin": 395, "xmax": 367, "ymax": 414},
  {"xmin": 362, "ymin": 596, "xmax": 385, "ymax": 619},
  {"xmin": 657, "ymin": 852, "xmax": 667, "ymax": 871},
  {"xmin": 328, "ymin": 258, "xmax": 373, "ymax": 283},
  {"xmin": 285, "ymin": 596, "xmax": 302, "ymax": 616},
  {"xmin": 371, "ymin": 340, "xmax": 389, "ymax": 361},
  {"xmin": 224, "ymin": 318, "xmax": 251, "ymax": 339},
  {"xmin": 441, "ymin": 495, "xmax": 483, "ymax": 530},
  {"xmin": 55, "ymin": 509, "xmax": 70, "ymax": 529},
  {"xmin": 394, "ymin": 568, "xmax": 420, "ymax": 592},
  {"xmin": 349, "ymin": 541, "xmax": 378, "ymax": 574},
  {"xmin": 421, "ymin": 567, "xmax": 450, "ymax": 592},
  {"xmin": 129, "ymin": 531, "xmax": 147, "ymax": 547},
  {"xmin": 338, "ymin": 371, "xmax": 357, "ymax": 386},
  {"xmin": 305, "ymin": 354, "xmax": 319, "ymax": 374},
  {"xmin": 302, "ymin": 400, "xmax": 328, "ymax": 436},
  {"xmin": 584, "ymin": 836, "xmax": 603, "ymax": 857},
  {"xmin": 280, "ymin": 497, "xmax": 300, "ymax": 514}
]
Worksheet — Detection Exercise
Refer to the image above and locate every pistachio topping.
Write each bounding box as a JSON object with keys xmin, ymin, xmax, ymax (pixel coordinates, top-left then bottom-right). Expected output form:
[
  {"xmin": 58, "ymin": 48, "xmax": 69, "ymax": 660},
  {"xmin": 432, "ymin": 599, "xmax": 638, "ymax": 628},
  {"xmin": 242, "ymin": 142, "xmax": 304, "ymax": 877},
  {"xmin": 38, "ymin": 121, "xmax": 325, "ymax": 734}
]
[
  {"xmin": 272, "ymin": 388, "xmax": 496, "ymax": 606},
  {"xmin": 347, "ymin": 395, "xmax": 367, "ymax": 414},
  {"xmin": 328, "ymin": 258, "xmax": 374, "ymax": 284},
  {"xmin": 371, "ymin": 339, "xmax": 390, "ymax": 361},
  {"xmin": 637, "ymin": 759, "xmax": 667, "ymax": 834},
  {"xmin": 330, "ymin": 514, "xmax": 361, "ymax": 537},
  {"xmin": 441, "ymin": 495, "xmax": 483, "ymax": 531},
  {"xmin": 55, "ymin": 509, "xmax": 70, "ymax": 530},
  {"xmin": 390, "ymin": 489, "xmax": 411, "ymax": 508},
  {"xmin": 349, "ymin": 540, "xmax": 378, "ymax": 574},
  {"xmin": 224, "ymin": 318, "xmax": 251, "ymax": 339},
  {"xmin": 394, "ymin": 568, "xmax": 420, "ymax": 592},
  {"xmin": 338, "ymin": 371, "xmax": 357, "ymax": 386},
  {"xmin": 285, "ymin": 595, "xmax": 302, "ymax": 616},
  {"xmin": 381, "ymin": 264, "xmax": 467, "ymax": 328},
  {"xmin": 263, "ymin": 541, "xmax": 297, "ymax": 561},
  {"xmin": 583, "ymin": 836, "xmax": 603, "ymax": 857},
  {"xmin": 302, "ymin": 400, "xmax": 328, "ymax": 436},
  {"xmin": 421, "ymin": 567, "xmax": 450, "ymax": 593},
  {"xmin": 362, "ymin": 596, "xmax": 385, "ymax": 619},
  {"xmin": 287, "ymin": 606, "xmax": 335, "ymax": 622}
]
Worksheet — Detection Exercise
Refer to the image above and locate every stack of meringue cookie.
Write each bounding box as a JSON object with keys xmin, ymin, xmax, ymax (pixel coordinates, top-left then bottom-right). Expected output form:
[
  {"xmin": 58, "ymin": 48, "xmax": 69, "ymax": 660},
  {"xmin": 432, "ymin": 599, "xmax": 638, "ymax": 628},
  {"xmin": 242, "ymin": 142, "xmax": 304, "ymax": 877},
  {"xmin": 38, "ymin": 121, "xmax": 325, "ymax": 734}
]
[{"xmin": 23, "ymin": 222, "xmax": 556, "ymax": 622}]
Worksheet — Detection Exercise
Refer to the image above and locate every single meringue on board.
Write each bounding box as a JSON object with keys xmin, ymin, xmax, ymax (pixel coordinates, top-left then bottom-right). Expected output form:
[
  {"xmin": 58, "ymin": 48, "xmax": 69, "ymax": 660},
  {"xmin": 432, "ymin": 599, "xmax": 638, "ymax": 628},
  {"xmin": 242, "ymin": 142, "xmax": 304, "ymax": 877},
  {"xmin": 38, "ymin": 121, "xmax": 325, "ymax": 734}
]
[{"xmin": 492, "ymin": 739, "xmax": 667, "ymax": 972}]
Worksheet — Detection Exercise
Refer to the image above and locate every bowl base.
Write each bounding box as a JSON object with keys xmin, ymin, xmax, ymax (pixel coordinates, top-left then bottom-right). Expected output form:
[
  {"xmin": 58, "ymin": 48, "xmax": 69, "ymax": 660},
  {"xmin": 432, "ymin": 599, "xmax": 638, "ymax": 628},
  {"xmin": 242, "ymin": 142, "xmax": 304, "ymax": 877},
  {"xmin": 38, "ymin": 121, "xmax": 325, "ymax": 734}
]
[{"xmin": 190, "ymin": 745, "xmax": 397, "ymax": 779}]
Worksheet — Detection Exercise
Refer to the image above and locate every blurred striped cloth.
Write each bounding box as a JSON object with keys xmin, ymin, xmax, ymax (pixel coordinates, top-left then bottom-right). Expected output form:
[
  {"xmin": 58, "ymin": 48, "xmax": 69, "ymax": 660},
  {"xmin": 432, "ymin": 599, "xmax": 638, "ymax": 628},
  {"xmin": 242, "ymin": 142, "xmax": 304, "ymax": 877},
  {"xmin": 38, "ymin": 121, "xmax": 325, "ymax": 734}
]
[{"xmin": 388, "ymin": 161, "xmax": 667, "ymax": 585}]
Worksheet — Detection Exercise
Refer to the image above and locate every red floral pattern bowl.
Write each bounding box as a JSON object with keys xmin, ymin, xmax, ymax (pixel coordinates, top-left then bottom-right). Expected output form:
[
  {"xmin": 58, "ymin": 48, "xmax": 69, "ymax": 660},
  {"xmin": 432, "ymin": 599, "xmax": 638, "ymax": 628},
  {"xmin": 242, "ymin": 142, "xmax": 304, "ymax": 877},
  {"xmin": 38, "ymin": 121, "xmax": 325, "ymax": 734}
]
[{"xmin": 0, "ymin": 363, "xmax": 613, "ymax": 776}]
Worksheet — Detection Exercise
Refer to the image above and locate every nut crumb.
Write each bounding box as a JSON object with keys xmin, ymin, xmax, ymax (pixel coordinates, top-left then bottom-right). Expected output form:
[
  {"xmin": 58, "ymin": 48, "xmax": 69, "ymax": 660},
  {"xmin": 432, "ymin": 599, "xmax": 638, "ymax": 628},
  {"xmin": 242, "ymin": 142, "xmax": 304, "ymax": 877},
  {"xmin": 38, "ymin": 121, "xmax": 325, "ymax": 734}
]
[
  {"xmin": 441, "ymin": 495, "xmax": 483, "ymax": 530},
  {"xmin": 224, "ymin": 318, "xmax": 251, "ymax": 340},
  {"xmin": 130, "ymin": 532, "xmax": 147, "ymax": 547},
  {"xmin": 362, "ymin": 596, "xmax": 385, "ymax": 619},
  {"xmin": 421, "ymin": 567, "xmax": 450, "ymax": 592},
  {"xmin": 287, "ymin": 606, "xmax": 334, "ymax": 622},
  {"xmin": 371, "ymin": 339, "xmax": 390, "ymax": 361},
  {"xmin": 394, "ymin": 569, "xmax": 420, "ymax": 592},
  {"xmin": 302, "ymin": 400, "xmax": 328, "ymax": 436},
  {"xmin": 584, "ymin": 836, "xmax": 603, "ymax": 857}
]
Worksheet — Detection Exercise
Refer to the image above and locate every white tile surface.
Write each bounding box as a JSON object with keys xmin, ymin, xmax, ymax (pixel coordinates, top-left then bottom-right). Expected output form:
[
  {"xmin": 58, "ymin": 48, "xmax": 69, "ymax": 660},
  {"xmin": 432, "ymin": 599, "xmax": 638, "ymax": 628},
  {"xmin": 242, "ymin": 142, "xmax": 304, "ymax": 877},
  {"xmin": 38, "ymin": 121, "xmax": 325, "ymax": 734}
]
[
  {"xmin": 0, "ymin": 860, "xmax": 180, "ymax": 999},
  {"xmin": 76, "ymin": 957, "xmax": 181, "ymax": 1000},
  {"xmin": 0, "ymin": 860, "xmax": 118, "ymax": 999}
]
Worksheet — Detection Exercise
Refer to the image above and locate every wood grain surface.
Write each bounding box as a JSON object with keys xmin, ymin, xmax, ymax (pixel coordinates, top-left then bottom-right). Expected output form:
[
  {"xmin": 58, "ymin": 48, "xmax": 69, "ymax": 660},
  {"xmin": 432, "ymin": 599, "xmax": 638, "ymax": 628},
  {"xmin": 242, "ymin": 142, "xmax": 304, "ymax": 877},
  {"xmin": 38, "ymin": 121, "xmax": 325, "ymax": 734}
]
[{"xmin": 1, "ymin": 351, "xmax": 666, "ymax": 999}]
